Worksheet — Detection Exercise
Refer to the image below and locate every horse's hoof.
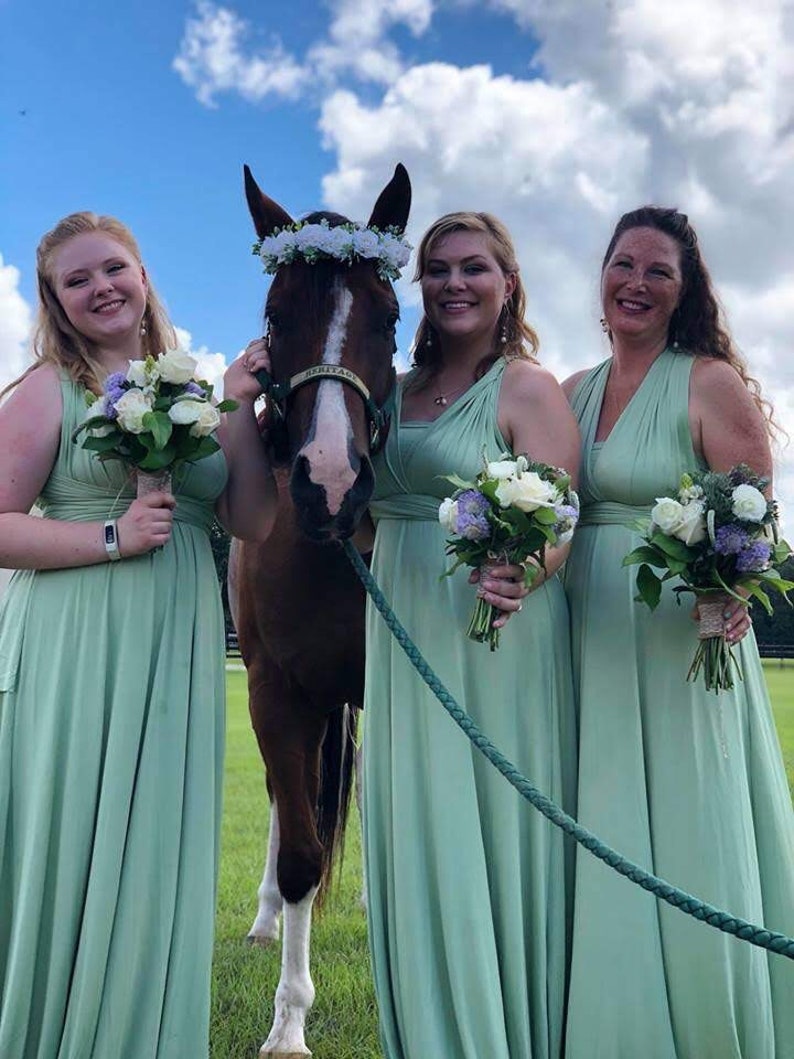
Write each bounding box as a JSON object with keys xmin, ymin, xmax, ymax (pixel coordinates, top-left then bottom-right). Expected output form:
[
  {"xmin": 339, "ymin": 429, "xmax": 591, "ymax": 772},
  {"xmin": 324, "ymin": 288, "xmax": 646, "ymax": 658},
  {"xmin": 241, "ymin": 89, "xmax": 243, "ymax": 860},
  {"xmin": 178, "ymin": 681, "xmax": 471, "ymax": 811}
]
[{"xmin": 246, "ymin": 932, "xmax": 277, "ymax": 949}]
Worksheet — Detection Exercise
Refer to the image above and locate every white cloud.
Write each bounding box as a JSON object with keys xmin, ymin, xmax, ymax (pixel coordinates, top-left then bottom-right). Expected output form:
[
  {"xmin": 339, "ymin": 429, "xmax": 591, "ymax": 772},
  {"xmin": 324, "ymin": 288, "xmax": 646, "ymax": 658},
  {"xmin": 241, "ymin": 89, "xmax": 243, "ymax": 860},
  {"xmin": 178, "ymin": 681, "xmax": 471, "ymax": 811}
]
[
  {"xmin": 173, "ymin": 1, "xmax": 306, "ymax": 107},
  {"xmin": 0, "ymin": 255, "xmax": 33, "ymax": 391},
  {"xmin": 174, "ymin": 0, "xmax": 436, "ymax": 105},
  {"xmin": 174, "ymin": 326, "xmax": 229, "ymax": 394}
]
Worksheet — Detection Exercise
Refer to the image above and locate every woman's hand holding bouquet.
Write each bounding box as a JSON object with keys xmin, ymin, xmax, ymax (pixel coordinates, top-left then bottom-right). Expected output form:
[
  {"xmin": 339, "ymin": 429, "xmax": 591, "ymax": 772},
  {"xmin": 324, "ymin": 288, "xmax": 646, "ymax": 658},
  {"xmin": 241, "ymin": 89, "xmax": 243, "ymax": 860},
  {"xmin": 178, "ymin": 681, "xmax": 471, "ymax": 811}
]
[{"xmin": 439, "ymin": 452, "xmax": 579, "ymax": 650}]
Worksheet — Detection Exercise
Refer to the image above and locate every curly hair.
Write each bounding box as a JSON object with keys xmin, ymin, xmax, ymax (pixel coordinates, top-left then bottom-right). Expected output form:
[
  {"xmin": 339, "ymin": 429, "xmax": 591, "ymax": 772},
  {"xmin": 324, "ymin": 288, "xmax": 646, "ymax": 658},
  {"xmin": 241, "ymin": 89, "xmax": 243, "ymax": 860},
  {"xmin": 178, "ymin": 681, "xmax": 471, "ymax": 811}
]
[
  {"xmin": 408, "ymin": 212, "xmax": 539, "ymax": 393},
  {"xmin": 4, "ymin": 212, "xmax": 175, "ymax": 398},
  {"xmin": 603, "ymin": 205, "xmax": 776, "ymax": 434}
]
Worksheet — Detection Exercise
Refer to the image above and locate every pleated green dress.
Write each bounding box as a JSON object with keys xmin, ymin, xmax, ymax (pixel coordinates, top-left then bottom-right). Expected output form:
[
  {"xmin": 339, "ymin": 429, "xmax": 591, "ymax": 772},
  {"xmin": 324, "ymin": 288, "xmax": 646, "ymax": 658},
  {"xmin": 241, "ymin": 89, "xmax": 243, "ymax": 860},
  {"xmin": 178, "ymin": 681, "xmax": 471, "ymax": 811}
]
[
  {"xmin": 564, "ymin": 348, "xmax": 794, "ymax": 1058},
  {"xmin": 364, "ymin": 359, "xmax": 577, "ymax": 1059},
  {"xmin": 0, "ymin": 377, "xmax": 228, "ymax": 1058}
]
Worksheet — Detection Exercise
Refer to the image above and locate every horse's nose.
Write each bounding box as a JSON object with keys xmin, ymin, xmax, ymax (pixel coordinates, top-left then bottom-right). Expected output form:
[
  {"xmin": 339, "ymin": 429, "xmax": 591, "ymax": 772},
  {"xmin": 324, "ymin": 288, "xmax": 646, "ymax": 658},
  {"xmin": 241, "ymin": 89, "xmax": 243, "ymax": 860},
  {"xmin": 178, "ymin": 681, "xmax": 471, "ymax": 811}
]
[{"xmin": 291, "ymin": 454, "xmax": 374, "ymax": 541}]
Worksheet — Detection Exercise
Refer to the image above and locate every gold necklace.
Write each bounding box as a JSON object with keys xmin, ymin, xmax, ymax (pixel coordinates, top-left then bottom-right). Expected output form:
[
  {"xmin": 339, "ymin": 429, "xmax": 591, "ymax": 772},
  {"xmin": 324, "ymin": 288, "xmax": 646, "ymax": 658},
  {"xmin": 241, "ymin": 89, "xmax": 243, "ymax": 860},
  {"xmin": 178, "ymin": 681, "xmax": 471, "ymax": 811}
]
[{"xmin": 433, "ymin": 378, "xmax": 472, "ymax": 407}]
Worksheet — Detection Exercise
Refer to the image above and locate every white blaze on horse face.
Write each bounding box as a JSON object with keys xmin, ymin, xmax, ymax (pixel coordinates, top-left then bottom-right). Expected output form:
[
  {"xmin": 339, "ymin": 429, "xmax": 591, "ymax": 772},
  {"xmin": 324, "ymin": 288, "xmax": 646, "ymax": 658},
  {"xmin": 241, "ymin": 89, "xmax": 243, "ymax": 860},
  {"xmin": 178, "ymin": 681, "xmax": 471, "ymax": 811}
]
[{"xmin": 298, "ymin": 281, "xmax": 357, "ymax": 517}]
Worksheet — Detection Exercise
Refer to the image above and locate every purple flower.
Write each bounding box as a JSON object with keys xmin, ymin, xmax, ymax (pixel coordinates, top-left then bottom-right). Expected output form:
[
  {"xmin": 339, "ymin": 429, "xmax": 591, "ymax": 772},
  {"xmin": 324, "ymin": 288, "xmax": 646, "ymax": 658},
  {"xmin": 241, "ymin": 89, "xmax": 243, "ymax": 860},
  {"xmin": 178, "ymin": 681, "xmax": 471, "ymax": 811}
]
[
  {"xmin": 454, "ymin": 489, "xmax": 491, "ymax": 540},
  {"xmin": 184, "ymin": 380, "xmax": 207, "ymax": 397},
  {"xmin": 736, "ymin": 540, "xmax": 771, "ymax": 573},
  {"xmin": 103, "ymin": 371, "xmax": 127, "ymax": 415},
  {"xmin": 715, "ymin": 524, "xmax": 750, "ymax": 556}
]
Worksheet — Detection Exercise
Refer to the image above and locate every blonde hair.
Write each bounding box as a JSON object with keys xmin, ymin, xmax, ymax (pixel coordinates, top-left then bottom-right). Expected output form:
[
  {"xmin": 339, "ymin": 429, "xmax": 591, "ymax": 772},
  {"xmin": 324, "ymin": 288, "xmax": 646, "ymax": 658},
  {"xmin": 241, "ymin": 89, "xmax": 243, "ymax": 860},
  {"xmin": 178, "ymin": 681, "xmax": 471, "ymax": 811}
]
[
  {"xmin": 5, "ymin": 212, "xmax": 175, "ymax": 398},
  {"xmin": 409, "ymin": 211, "xmax": 539, "ymax": 392}
]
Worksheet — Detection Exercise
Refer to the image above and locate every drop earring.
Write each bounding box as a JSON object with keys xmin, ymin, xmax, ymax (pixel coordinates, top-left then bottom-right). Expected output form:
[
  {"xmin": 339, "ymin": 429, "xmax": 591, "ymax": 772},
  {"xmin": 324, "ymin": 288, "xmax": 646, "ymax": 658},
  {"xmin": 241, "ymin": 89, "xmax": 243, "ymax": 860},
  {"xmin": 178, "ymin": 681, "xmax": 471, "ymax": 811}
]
[{"xmin": 600, "ymin": 317, "xmax": 609, "ymax": 333}]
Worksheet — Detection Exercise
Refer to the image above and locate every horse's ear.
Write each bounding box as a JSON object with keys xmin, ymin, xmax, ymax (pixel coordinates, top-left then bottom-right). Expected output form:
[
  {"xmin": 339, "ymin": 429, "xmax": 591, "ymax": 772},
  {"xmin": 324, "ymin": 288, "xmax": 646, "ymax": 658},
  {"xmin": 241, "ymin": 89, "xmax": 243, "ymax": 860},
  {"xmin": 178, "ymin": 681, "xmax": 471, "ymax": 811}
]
[
  {"xmin": 244, "ymin": 165, "xmax": 294, "ymax": 239},
  {"xmin": 367, "ymin": 163, "xmax": 411, "ymax": 235}
]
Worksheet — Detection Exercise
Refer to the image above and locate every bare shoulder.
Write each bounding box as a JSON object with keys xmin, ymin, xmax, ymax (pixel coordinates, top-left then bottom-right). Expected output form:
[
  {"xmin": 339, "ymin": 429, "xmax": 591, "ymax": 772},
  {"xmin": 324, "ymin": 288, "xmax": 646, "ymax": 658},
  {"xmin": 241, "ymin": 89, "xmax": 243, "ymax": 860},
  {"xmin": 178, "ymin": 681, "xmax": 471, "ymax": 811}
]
[
  {"xmin": 690, "ymin": 356, "xmax": 759, "ymax": 414},
  {"xmin": 561, "ymin": 368, "xmax": 591, "ymax": 401},
  {"xmin": 503, "ymin": 357, "xmax": 564, "ymax": 401},
  {"xmin": 1, "ymin": 363, "xmax": 62, "ymax": 418}
]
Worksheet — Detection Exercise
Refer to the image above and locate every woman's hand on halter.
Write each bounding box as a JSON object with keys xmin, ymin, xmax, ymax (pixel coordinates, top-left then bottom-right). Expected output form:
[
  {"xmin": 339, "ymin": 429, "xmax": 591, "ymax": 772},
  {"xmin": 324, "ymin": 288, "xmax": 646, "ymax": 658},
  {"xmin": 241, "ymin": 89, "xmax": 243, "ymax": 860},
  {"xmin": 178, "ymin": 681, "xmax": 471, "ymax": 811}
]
[
  {"xmin": 117, "ymin": 492, "xmax": 176, "ymax": 556},
  {"xmin": 224, "ymin": 337, "xmax": 271, "ymax": 405}
]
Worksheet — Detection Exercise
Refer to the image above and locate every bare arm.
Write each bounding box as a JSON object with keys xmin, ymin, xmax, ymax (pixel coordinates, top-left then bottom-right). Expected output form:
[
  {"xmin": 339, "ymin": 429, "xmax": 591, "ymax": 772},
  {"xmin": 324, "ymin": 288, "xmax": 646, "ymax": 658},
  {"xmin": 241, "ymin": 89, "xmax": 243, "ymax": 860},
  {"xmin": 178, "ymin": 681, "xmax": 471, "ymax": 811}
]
[
  {"xmin": 690, "ymin": 357, "xmax": 773, "ymax": 480},
  {"xmin": 215, "ymin": 347, "xmax": 278, "ymax": 541},
  {"xmin": 0, "ymin": 366, "xmax": 173, "ymax": 568},
  {"xmin": 690, "ymin": 357, "xmax": 773, "ymax": 643},
  {"xmin": 498, "ymin": 359, "xmax": 581, "ymax": 581}
]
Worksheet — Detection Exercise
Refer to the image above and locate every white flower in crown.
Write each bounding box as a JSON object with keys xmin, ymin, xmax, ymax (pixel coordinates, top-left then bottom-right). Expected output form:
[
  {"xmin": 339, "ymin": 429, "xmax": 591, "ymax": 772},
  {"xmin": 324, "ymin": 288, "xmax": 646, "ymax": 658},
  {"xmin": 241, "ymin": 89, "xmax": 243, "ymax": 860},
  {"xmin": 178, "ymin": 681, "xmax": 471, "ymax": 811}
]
[
  {"xmin": 352, "ymin": 228, "xmax": 382, "ymax": 259},
  {"xmin": 254, "ymin": 220, "xmax": 412, "ymax": 281}
]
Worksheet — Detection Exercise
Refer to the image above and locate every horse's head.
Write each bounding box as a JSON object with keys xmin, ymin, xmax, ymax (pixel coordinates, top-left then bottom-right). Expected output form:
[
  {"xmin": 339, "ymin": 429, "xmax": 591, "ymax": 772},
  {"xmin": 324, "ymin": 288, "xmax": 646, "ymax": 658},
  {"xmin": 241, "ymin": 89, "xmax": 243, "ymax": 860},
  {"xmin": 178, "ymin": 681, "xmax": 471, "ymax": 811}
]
[{"xmin": 245, "ymin": 164, "xmax": 411, "ymax": 542}]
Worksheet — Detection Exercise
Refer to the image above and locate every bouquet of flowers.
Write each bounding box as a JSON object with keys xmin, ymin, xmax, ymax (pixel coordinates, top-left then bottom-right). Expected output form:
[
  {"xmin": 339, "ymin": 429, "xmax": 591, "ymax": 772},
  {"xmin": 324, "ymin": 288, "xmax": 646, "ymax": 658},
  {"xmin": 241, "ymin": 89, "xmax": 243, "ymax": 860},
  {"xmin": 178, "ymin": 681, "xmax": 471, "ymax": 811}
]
[
  {"xmin": 438, "ymin": 452, "xmax": 579, "ymax": 650},
  {"xmin": 73, "ymin": 348, "xmax": 237, "ymax": 495},
  {"xmin": 623, "ymin": 465, "xmax": 793, "ymax": 692}
]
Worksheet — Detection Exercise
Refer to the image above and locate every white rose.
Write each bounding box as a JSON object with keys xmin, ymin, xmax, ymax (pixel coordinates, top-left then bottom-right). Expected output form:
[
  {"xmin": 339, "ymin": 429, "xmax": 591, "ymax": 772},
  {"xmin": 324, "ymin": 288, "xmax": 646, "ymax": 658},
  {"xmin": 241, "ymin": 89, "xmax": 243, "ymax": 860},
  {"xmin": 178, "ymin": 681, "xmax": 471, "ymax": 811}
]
[
  {"xmin": 114, "ymin": 389, "xmax": 153, "ymax": 433},
  {"xmin": 168, "ymin": 399, "xmax": 203, "ymax": 425},
  {"xmin": 438, "ymin": 497, "xmax": 459, "ymax": 533},
  {"xmin": 126, "ymin": 359, "xmax": 150, "ymax": 387},
  {"xmin": 671, "ymin": 500, "xmax": 707, "ymax": 545},
  {"xmin": 486, "ymin": 459, "xmax": 519, "ymax": 480},
  {"xmin": 157, "ymin": 347, "xmax": 198, "ymax": 385},
  {"xmin": 731, "ymin": 483, "xmax": 767, "ymax": 523},
  {"xmin": 495, "ymin": 472, "xmax": 557, "ymax": 512},
  {"xmin": 650, "ymin": 497, "xmax": 685, "ymax": 534},
  {"xmin": 189, "ymin": 402, "xmax": 221, "ymax": 437}
]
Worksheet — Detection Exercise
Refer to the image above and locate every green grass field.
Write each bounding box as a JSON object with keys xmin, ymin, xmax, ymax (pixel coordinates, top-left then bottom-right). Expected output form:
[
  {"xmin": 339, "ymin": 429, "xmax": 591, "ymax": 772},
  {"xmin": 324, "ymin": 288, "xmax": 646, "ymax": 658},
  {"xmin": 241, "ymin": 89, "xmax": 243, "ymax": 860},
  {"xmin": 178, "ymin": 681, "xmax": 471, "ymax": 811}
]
[{"xmin": 212, "ymin": 663, "xmax": 794, "ymax": 1059}]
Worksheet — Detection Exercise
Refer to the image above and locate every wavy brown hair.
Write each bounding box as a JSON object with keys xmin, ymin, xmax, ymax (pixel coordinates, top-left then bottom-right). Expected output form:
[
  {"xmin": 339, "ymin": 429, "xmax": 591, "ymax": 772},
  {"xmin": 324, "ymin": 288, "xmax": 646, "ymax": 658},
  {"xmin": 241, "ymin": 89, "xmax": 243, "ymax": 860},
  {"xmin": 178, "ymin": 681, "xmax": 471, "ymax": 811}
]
[
  {"xmin": 603, "ymin": 206, "xmax": 776, "ymax": 435},
  {"xmin": 408, "ymin": 211, "xmax": 539, "ymax": 393},
  {"xmin": 4, "ymin": 212, "xmax": 175, "ymax": 398}
]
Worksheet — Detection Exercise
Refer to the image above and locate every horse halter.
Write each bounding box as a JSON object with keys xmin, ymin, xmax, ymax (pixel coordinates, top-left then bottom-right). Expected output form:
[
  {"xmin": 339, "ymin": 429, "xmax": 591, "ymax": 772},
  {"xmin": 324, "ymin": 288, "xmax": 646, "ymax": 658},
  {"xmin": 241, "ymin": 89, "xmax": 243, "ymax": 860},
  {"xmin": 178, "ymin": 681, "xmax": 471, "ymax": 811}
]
[{"xmin": 255, "ymin": 363, "xmax": 391, "ymax": 453}]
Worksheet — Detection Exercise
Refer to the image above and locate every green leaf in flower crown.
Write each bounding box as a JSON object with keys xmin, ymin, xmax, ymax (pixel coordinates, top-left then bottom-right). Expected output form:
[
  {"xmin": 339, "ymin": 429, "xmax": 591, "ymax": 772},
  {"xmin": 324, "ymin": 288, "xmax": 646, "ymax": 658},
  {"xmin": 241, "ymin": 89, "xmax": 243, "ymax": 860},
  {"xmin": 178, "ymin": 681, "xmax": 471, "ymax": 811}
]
[
  {"xmin": 635, "ymin": 563, "xmax": 663, "ymax": 610},
  {"xmin": 142, "ymin": 410, "xmax": 173, "ymax": 451}
]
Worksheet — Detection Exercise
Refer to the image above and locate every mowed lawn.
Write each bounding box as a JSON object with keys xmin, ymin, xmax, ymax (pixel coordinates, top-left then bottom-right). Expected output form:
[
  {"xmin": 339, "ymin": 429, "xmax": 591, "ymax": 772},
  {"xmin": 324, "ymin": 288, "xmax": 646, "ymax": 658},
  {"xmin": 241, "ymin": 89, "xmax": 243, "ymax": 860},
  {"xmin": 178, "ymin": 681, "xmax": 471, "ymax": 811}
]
[{"xmin": 212, "ymin": 663, "xmax": 794, "ymax": 1059}]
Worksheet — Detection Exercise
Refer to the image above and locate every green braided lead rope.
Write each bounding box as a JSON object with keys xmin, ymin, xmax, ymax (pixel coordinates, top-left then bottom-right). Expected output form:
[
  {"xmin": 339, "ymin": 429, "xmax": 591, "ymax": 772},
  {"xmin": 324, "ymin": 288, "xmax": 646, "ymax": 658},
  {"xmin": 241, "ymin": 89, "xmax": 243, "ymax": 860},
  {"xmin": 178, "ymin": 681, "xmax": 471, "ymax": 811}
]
[{"xmin": 343, "ymin": 540, "xmax": 794, "ymax": 960}]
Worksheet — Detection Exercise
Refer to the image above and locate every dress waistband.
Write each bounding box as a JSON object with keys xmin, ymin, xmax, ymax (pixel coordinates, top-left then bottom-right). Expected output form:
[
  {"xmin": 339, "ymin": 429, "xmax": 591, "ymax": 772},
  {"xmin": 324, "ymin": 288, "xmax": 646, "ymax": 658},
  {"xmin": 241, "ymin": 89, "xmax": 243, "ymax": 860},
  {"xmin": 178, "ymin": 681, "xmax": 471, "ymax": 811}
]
[
  {"xmin": 370, "ymin": 495, "xmax": 441, "ymax": 523},
  {"xmin": 577, "ymin": 501, "xmax": 650, "ymax": 527}
]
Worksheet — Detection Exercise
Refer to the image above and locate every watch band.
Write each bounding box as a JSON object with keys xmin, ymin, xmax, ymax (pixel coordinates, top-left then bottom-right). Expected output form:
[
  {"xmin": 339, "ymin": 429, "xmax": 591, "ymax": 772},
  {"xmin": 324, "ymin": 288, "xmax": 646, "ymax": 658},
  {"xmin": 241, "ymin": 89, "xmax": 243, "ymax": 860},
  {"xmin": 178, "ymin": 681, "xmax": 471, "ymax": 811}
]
[{"xmin": 104, "ymin": 519, "xmax": 121, "ymax": 561}]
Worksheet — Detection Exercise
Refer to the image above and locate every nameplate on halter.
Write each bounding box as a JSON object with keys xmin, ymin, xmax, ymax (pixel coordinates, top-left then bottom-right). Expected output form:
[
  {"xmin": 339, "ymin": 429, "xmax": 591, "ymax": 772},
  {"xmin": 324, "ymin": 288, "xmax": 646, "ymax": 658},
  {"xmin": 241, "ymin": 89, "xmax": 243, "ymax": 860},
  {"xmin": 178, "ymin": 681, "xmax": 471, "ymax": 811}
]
[{"xmin": 288, "ymin": 365, "xmax": 372, "ymax": 399}]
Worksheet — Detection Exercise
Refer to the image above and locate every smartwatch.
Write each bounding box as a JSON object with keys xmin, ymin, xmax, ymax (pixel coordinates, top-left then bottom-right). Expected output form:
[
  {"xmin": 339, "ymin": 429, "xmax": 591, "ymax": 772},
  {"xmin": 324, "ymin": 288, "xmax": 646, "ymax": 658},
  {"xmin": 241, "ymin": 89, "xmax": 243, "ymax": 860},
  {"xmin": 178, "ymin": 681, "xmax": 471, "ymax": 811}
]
[{"xmin": 104, "ymin": 519, "xmax": 121, "ymax": 561}]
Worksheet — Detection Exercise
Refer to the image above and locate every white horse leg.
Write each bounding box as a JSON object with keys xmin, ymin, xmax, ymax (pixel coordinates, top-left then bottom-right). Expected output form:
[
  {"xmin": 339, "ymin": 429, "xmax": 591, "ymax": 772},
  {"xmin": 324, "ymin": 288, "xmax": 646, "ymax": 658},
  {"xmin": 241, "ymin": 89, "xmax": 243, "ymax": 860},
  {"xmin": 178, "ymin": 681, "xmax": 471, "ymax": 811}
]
[
  {"xmin": 259, "ymin": 887, "xmax": 318, "ymax": 1058},
  {"xmin": 248, "ymin": 802, "xmax": 283, "ymax": 946},
  {"xmin": 355, "ymin": 741, "xmax": 367, "ymax": 912}
]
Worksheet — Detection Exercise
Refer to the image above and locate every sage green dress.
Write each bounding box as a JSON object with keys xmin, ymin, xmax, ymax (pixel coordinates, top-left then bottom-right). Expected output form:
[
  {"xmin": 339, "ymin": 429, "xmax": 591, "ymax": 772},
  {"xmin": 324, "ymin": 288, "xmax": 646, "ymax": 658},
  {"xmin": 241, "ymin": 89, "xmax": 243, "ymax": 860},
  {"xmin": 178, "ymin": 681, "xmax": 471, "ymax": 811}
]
[
  {"xmin": 0, "ymin": 378, "xmax": 228, "ymax": 1058},
  {"xmin": 364, "ymin": 359, "xmax": 577, "ymax": 1059},
  {"xmin": 564, "ymin": 348, "xmax": 794, "ymax": 1058}
]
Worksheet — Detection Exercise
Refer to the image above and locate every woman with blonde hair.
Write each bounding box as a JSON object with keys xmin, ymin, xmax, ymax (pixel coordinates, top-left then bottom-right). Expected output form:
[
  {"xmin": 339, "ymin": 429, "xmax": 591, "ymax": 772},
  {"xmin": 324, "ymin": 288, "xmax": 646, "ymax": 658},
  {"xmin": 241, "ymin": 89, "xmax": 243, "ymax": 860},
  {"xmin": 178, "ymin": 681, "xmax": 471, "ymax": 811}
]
[
  {"xmin": 363, "ymin": 211, "xmax": 580, "ymax": 1058},
  {"xmin": 0, "ymin": 211, "xmax": 275, "ymax": 1057}
]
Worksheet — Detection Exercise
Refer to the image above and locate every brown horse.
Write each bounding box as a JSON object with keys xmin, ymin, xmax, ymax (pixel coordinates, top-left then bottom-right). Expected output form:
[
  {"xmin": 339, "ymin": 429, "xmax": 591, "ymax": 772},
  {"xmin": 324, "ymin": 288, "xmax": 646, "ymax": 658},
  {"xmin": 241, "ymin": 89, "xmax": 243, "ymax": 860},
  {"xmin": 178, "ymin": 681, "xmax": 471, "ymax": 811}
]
[{"xmin": 229, "ymin": 163, "xmax": 411, "ymax": 1057}]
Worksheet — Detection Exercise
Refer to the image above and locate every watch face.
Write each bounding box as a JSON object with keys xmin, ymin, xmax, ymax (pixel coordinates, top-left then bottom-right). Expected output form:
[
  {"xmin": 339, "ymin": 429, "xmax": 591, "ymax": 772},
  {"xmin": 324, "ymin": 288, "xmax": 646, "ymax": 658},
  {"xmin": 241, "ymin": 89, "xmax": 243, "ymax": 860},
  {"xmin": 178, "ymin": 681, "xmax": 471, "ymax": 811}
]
[{"xmin": 104, "ymin": 524, "xmax": 116, "ymax": 545}]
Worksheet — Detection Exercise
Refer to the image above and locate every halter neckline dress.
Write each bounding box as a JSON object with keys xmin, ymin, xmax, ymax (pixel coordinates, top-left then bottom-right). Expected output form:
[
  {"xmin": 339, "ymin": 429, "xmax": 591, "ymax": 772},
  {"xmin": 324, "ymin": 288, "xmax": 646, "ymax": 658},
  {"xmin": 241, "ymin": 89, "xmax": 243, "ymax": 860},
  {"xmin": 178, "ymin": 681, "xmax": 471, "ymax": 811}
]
[
  {"xmin": 364, "ymin": 358, "xmax": 577, "ymax": 1059},
  {"xmin": 0, "ymin": 377, "xmax": 228, "ymax": 1059},
  {"xmin": 564, "ymin": 347, "xmax": 794, "ymax": 1058}
]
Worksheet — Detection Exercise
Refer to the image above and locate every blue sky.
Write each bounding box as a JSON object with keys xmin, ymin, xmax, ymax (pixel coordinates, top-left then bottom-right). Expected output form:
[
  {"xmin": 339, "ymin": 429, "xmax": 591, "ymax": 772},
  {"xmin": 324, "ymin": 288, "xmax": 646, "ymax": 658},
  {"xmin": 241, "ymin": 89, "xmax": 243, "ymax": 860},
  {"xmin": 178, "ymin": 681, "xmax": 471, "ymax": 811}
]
[{"xmin": 3, "ymin": 0, "xmax": 794, "ymax": 505}]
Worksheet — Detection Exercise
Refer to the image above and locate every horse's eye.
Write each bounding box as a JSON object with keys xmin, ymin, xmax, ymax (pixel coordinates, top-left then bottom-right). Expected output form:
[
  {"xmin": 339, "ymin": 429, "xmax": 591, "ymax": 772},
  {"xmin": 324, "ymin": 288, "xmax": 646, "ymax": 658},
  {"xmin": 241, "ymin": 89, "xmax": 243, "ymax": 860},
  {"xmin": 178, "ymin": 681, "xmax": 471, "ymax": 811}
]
[
  {"xmin": 384, "ymin": 311, "xmax": 399, "ymax": 333},
  {"xmin": 266, "ymin": 311, "xmax": 280, "ymax": 332}
]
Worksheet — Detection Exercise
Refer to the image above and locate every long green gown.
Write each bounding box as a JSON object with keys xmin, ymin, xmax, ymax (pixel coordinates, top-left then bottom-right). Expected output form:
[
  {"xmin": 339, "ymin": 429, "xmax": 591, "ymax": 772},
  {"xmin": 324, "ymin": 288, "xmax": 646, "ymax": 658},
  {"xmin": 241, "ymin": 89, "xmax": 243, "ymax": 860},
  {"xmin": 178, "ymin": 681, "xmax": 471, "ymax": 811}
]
[
  {"xmin": 0, "ymin": 378, "xmax": 228, "ymax": 1058},
  {"xmin": 564, "ymin": 348, "xmax": 794, "ymax": 1058},
  {"xmin": 364, "ymin": 359, "xmax": 577, "ymax": 1059}
]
